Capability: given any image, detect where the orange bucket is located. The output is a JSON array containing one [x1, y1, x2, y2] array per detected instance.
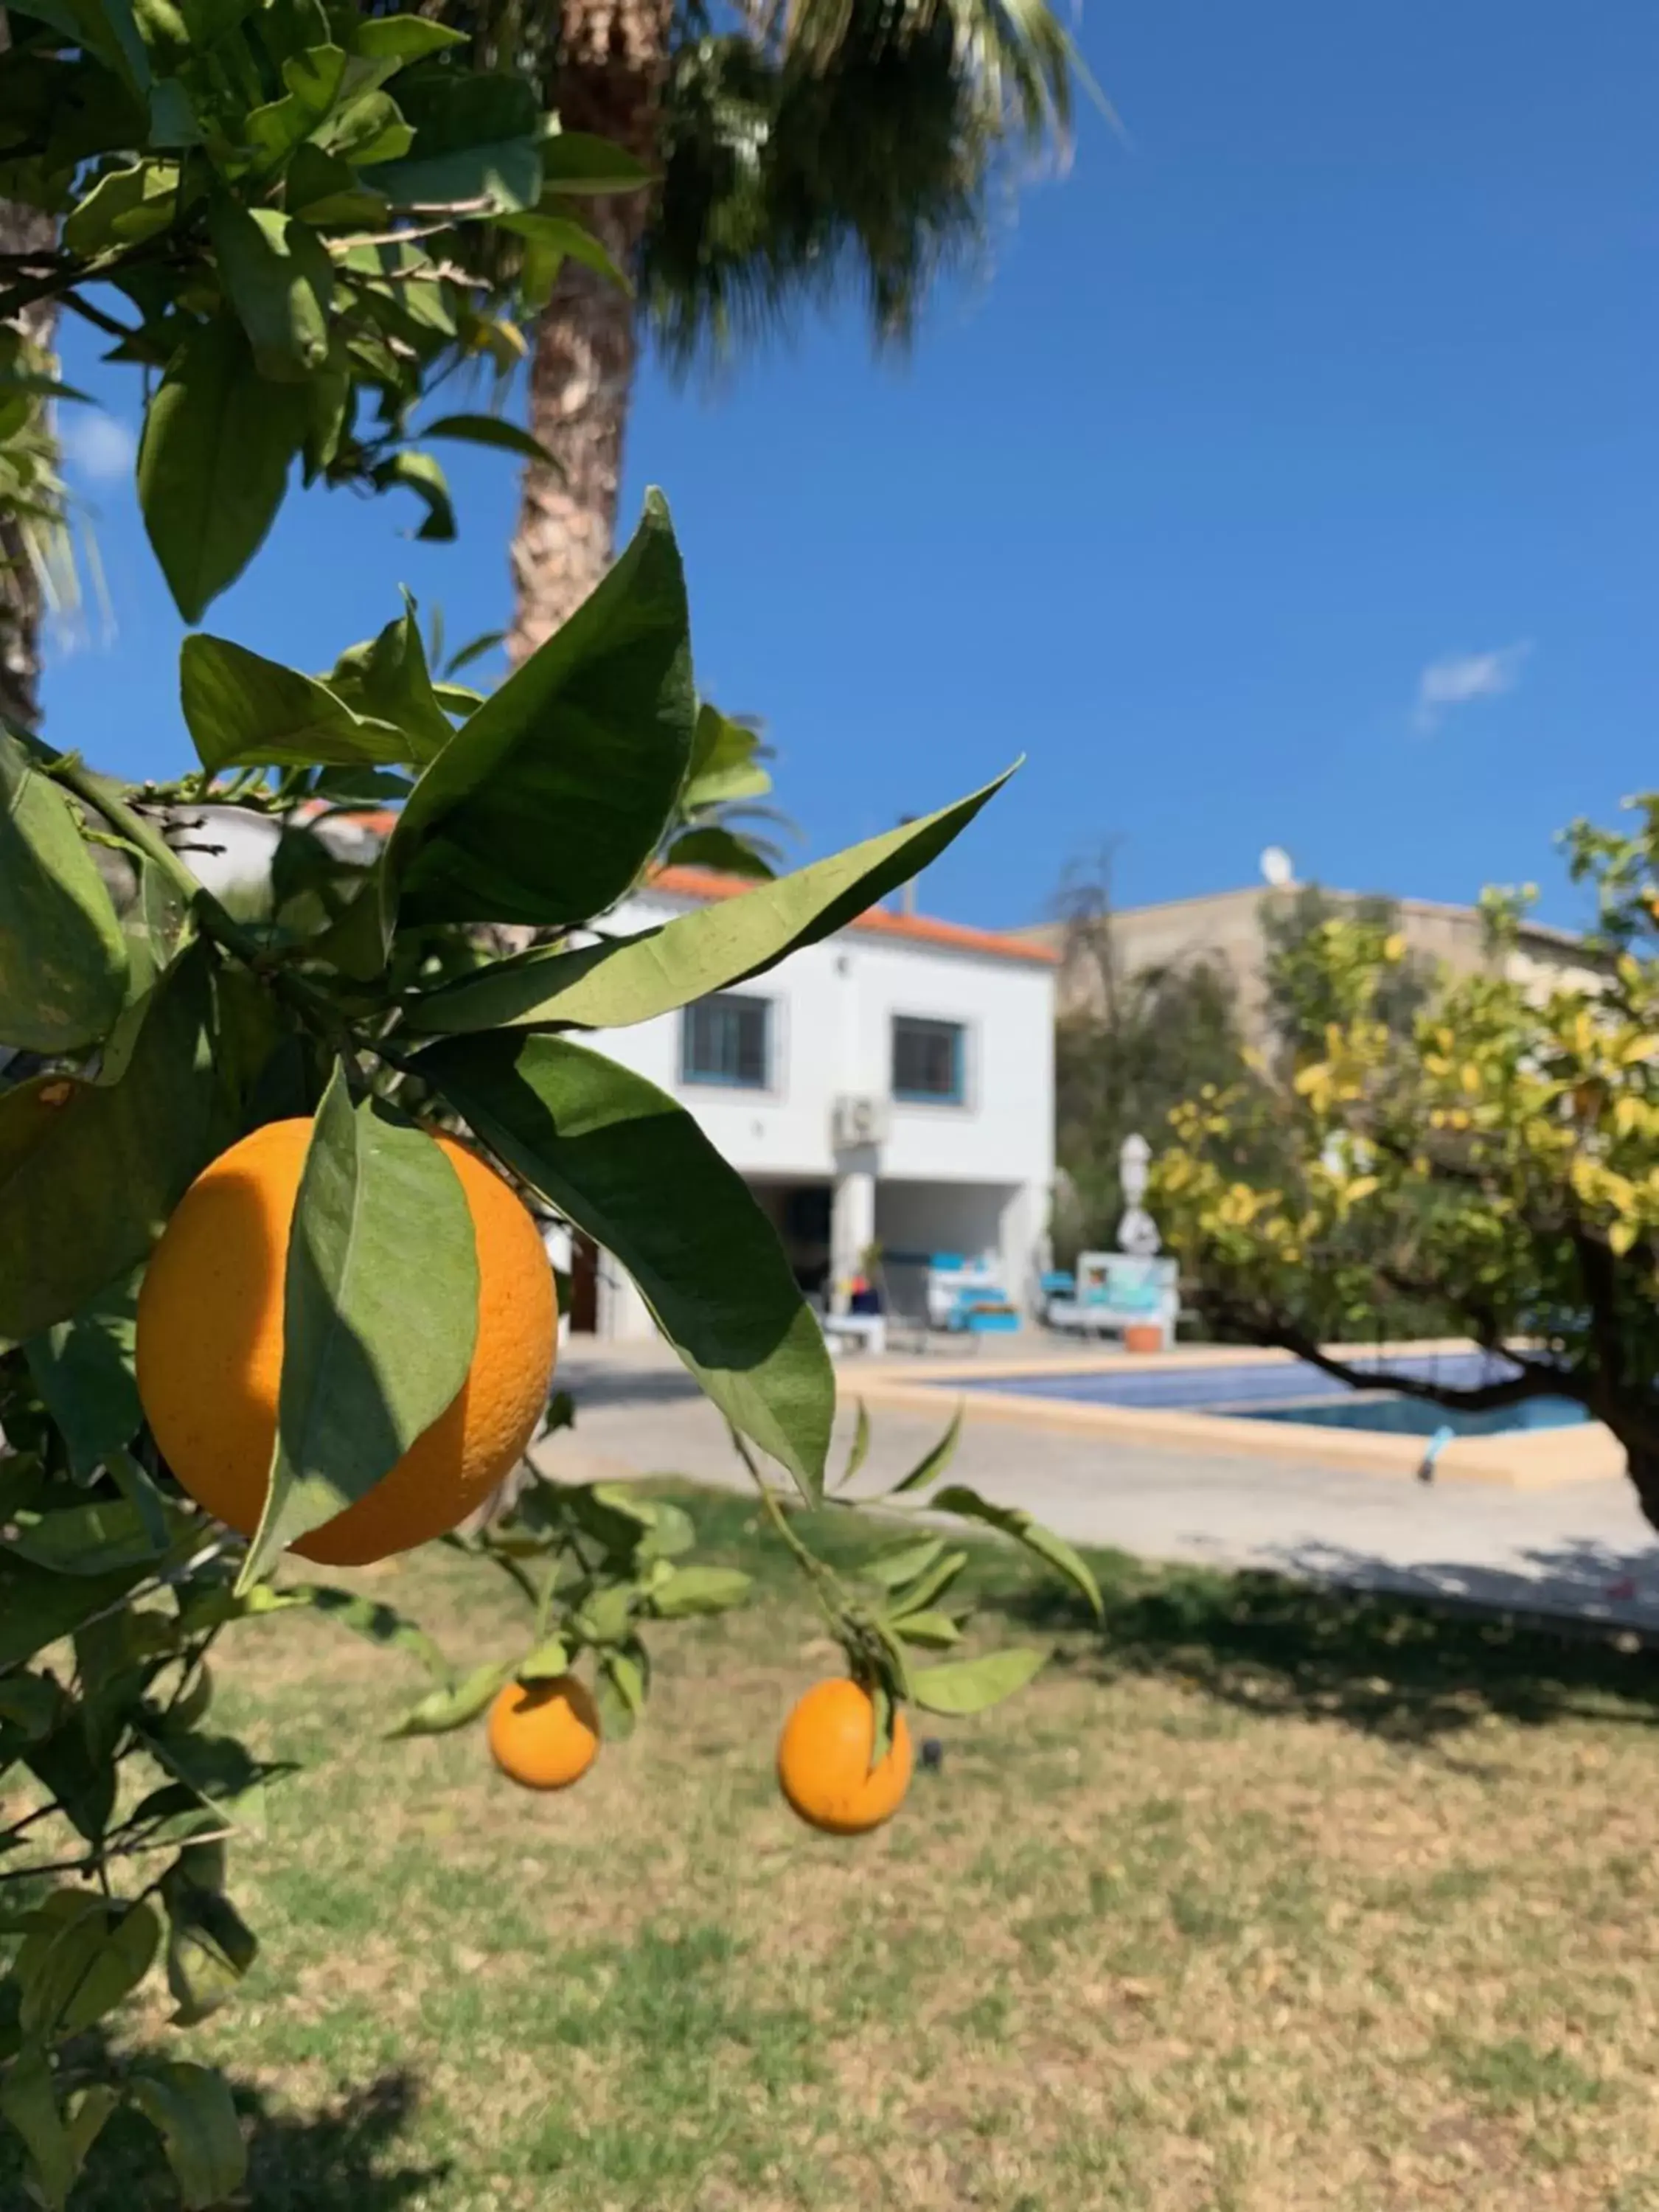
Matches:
[[1123, 1324, 1164, 1354]]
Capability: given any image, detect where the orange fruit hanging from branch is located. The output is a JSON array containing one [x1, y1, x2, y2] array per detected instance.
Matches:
[[488, 1676, 601, 1790], [136, 1117, 556, 1566], [777, 1677, 913, 1834]]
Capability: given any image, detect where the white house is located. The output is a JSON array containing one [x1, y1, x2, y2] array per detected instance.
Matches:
[[582, 866, 1058, 1340]]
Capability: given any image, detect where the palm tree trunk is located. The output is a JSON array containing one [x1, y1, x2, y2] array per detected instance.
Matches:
[[505, 0, 672, 665], [0, 14, 56, 728]]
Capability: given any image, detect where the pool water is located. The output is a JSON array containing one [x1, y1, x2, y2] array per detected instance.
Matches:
[[953, 1350, 1587, 1437], [1234, 1394, 1587, 1438]]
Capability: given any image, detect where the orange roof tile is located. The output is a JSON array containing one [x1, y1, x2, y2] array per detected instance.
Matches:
[[647, 866, 1059, 966]]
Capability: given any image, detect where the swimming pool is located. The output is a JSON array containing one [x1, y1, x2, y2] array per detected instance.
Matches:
[[950, 1349, 1585, 1438]]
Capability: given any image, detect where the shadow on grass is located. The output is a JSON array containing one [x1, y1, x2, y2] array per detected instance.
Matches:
[[1001, 1545, 1659, 1745], [0, 2061, 448, 2211], [643, 1478, 1659, 1746]]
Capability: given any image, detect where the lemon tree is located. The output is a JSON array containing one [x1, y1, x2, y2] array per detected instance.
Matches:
[[1153, 809, 1659, 1523]]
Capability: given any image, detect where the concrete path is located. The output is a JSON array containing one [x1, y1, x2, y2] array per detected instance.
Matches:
[[536, 1340, 1659, 1634]]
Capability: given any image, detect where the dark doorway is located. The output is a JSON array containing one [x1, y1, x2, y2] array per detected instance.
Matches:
[[569, 1234, 599, 1333]]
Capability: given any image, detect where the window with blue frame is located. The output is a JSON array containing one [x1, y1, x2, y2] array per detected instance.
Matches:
[[891, 1015, 965, 1104], [681, 992, 771, 1088]]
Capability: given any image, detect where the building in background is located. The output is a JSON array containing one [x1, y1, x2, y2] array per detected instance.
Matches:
[[1017, 885, 1600, 1044], [585, 868, 1057, 1339]]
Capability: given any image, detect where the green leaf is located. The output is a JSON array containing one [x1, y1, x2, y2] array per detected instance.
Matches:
[[18, 1893, 160, 2038], [515, 1636, 568, 1683], [682, 702, 773, 809], [403, 768, 1013, 1033], [128, 2062, 246, 2211], [386, 491, 694, 929], [861, 1536, 947, 1591], [414, 1032, 832, 1498], [324, 600, 453, 762], [22, 1273, 142, 1481], [887, 1404, 964, 1495], [889, 1609, 961, 1649], [240, 1068, 480, 1583], [137, 316, 306, 623], [0, 731, 129, 1055], [285, 142, 387, 224], [596, 1643, 647, 1738], [139, 1729, 274, 1837], [61, 156, 179, 254], [390, 1658, 508, 1736], [0, 2042, 74, 2212], [928, 1486, 1105, 1621], [208, 204, 333, 382], [647, 1564, 751, 1618], [0, 1674, 62, 1740], [0, 1555, 153, 1672], [353, 13, 465, 61], [443, 627, 504, 677], [63, 2085, 118, 2185], [540, 129, 652, 193], [421, 410, 558, 467], [836, 1400, 872, 1492], [497, 208, 629, 292], [661, 825, 774, 879], [909, 1647, 1046, 1717], [160, 1850, 258, 2025], [371, 449, 454, 541], [885, 1547, 970, 1618], [316, 86, 412, 167], [371, 70, 541, 211], [0, 944, 221, 1345], [181, 634, 411, 774], [4, 1495, 184, 1576], [244, 41, 347, 167]]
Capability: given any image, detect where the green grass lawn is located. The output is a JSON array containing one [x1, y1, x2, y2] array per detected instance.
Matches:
[[16, 1485, 1659, 2211]]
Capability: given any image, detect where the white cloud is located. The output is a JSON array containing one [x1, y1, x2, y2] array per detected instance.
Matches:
[[1413, 641, 1531, 733], [60, 410, 136, 485]]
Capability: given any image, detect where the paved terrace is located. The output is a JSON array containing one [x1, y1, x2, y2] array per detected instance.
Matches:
[[532, 1337, 1659, 1636]]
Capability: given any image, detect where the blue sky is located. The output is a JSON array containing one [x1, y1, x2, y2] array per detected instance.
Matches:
[[44, 0, 1656, 934]]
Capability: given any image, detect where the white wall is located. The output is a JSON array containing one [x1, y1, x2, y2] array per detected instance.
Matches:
[[594, 889, 1055, 1192], [586, 888, 1056, 1329]]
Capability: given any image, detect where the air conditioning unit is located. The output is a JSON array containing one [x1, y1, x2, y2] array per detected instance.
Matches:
[[832, 1094, 891, 1150]]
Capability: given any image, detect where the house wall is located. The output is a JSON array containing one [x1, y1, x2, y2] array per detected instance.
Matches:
[[585, 888, 1057, 1336]]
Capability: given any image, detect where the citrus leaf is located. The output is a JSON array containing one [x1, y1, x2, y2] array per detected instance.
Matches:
[[386, 490, 693, 930], [647, 1565, 751, 1618], [835, 1400, 872, 1492], [540, 129, 652, 192], [909, 1648, 1046, 1717], [276, 1582, 453, 1680], [929, 1486, 1104, 1621], [0, 2042, 74, 2212], [421, 411, 557, 467], [0, 730, 128, 1054], [0, 944, 222, 1345], [887, 1404, 964, 1495], [888, 1609, 961, 1649], [414, 1032, 832, 1498], [886, 1547, 970, 1617], [515, 1637, 568, 1683], [323, 601, 453, 762], [403, 768, 1015, 1033], [18, 1893, 160, 2039], [0, 1555, 153, 1671], [208, 204, 333, 383], [128, 2062, 246, 2211], [862, 1537, 947, 1591], [390, 1659, 508, 1736], [136, 316, 306, 624], [370, 69, 541, 210], [22, 1271, 142, 1481], [353, 13, 466, 62], [240, 1068, 479, 1584], [181, 636, 411, 776]]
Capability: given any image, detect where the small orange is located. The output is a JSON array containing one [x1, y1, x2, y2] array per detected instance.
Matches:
[[776, 1677, 913, 1835], [136, 1117, 555, 1566], [488, 1675, 601, 1790]]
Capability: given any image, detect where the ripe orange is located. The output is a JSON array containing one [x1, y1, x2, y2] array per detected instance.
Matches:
[[135, 1117, 556, 1566], [488, 1675, 601, 1789], [776, 1677, 913, 1835]]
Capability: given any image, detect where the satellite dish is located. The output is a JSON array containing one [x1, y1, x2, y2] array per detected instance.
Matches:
[[1259, 846, 1293, 889]]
